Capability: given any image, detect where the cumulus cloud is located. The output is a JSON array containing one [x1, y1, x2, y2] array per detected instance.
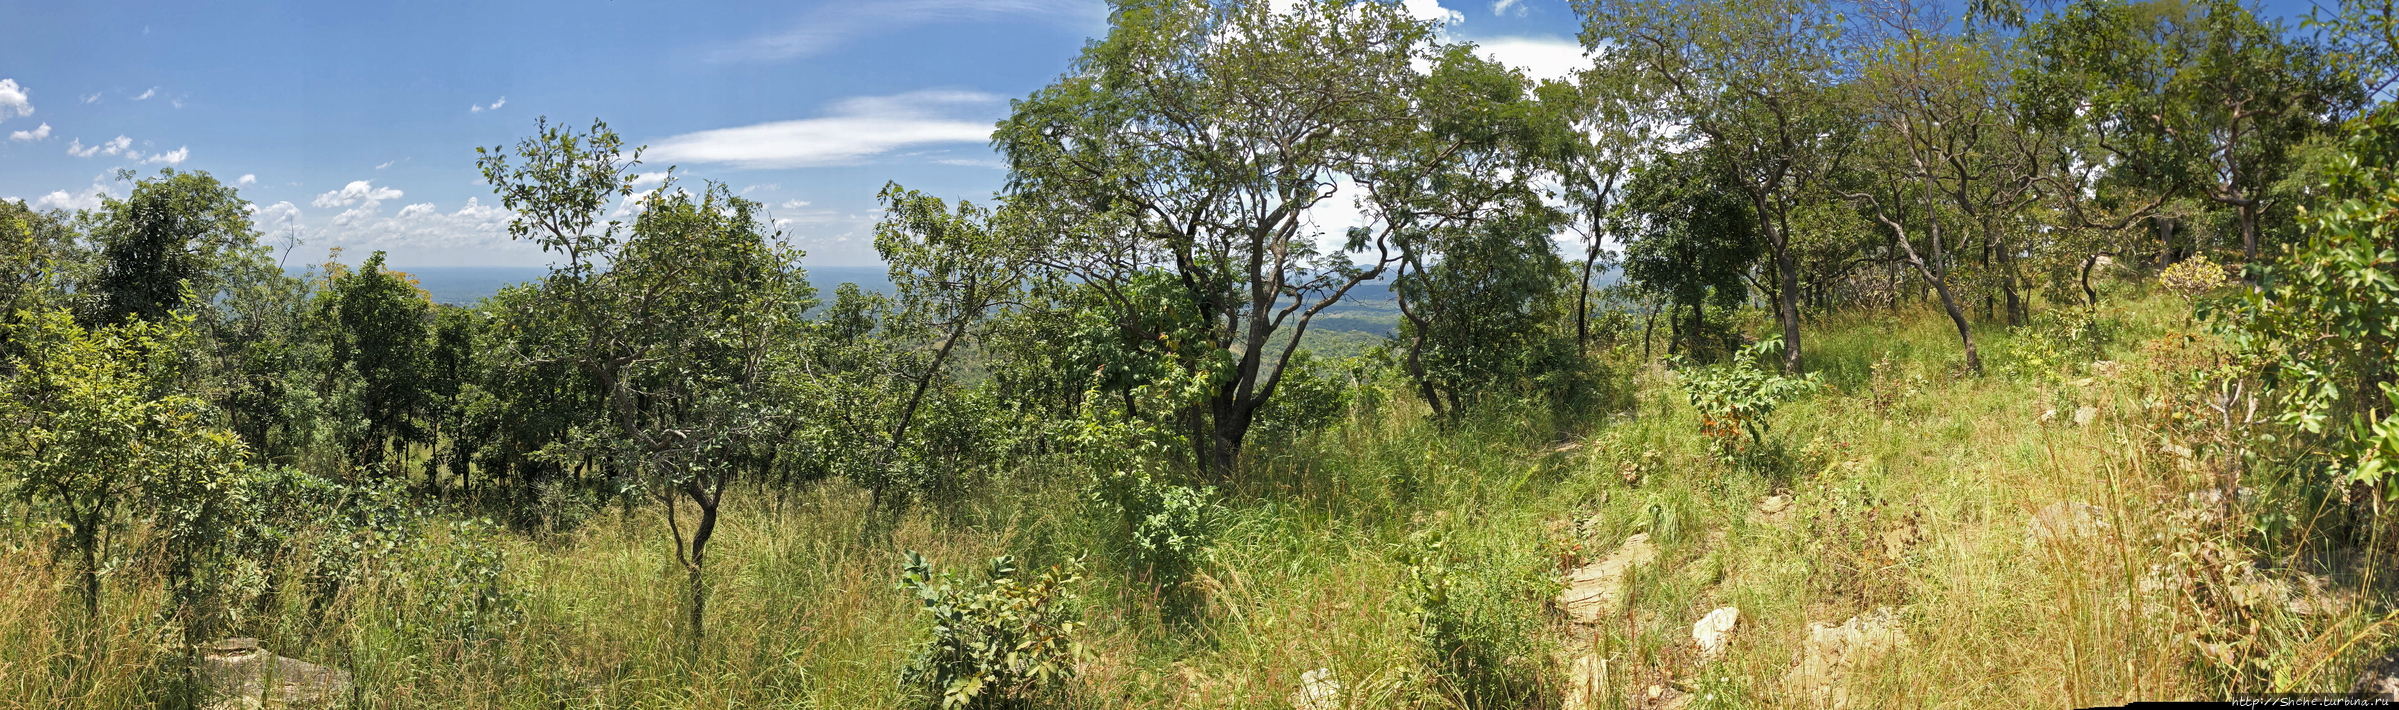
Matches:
[[1400, 0, 1463, 24], [396, 203, 438, 218], [0, 79, 31, 122], [238, 174, 257, 187], [67, 135, 133, 158], [312, 197, 524, 263], [8, 122, 48, 141], [714, 0, 1104, 62], [249, 200, 304, 244], [470, 96, 505, 113], [144, 146, 189, 165], [313, 180, 404, 208], [133, 87, 157, 101], [1476, 36, 1591, 82], [32, 176, 116, 212], [647, 90, 1000, 169]]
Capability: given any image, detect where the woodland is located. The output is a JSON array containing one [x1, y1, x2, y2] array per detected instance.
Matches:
[[6, 0, 2399, 706]]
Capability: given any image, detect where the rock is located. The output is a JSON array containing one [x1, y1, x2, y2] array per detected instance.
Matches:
[[2356, 649, 2399, 701], [2027, 501, 2110, 546], [1757, 495, 1792, 515], [2073, 406, 2099, 427], [1560, 653, 1609, 710], [1692, 606, 1740, 660], [1558, 533, 1659, 624], [1291, 667, 1342, 710], [200, 638, 351, 709], [1783, 608, 1910, 710]]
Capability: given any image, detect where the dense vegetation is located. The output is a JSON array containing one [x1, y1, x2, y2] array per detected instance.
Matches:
[[6, 0, 2399, 706]]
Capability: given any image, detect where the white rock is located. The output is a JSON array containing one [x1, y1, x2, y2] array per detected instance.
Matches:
[[1692, 606, 1741, 659], [1557, 533, 1659, 623], [1291, 667, 1342, 710]]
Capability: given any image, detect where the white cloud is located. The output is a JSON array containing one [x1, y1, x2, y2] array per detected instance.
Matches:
[[238, 174, 257, 187], [741, 183, 780, 194], [8, 122, 49, 141], [1493, 0, 1525, 16], [144, 146, 189, 165], [313, 180, 404, 208], [312, 197, 524, 264], [79, 92, 100, 104], [67, 135, 133, 158], [32, 176, 116, 212], [0, 79, 31, 122], [647, 90, 1000, 169], [470, 96, 505, 113], [133, 87, 157, 101], [1476, 36, 1590, 83], [375, 160, 394, 169], [714, 0, 1104, 62], [250, 200, 303, 243], [780, 199, 810, 209], [1401, 0, 1463, 25]]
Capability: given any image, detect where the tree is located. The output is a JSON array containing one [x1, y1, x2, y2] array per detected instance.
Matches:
[[1578, 0, 1857, 373], [996, 0, 1429, 475], [1619, 150, 1763, 360], [0, 200, 87, 327], [83, 169, 264, 327], [0, 308, 246, 624], [478, 118, 813, 645], [324, 251, 434, 472], [1529, 66, 1644, 354]]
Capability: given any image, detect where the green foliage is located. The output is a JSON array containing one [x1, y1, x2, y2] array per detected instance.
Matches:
[[1619, 149, 1763, 360], [2212, 108, 2399, 499], [0, 307, 248, 629], [1674, 340, 1820, 454], [1398, 528, 1547, 708], [323, 252, 435, 471], [899, 552, 1089, 710], [2000, 309, 2119, 383], [82, 168, 265, 327], [1250, 350, 1356, 443]]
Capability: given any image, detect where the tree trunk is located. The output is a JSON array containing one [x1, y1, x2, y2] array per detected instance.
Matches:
[[1773, 244, 1803, 374], [2080, 254, 2100, 309], [2240, 202, 2259, 261]]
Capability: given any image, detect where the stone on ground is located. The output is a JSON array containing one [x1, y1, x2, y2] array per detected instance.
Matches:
[[200, 638, 351, 709], [1782, 607, 1910, 710], [2027, 501, 2110, 546], [1558, 533, 1659, 623], [1290, 667, 1342, 710], [1692, 606, 1740, 660], [1559, 653, 1609, 710]]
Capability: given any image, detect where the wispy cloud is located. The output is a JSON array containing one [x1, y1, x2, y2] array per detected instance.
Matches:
[[712, 0, 1103, 63], [8, 123, 49, 142], [0, 79, 32, 122], [133, 87, 157, 100], [33, 175, 117, 212], [1492, 0, 1526, 17], [647, 90, 1000, 169], [470, 96, 505, 113], [376, 160, 394, 169], [79, 92, 99, 104]]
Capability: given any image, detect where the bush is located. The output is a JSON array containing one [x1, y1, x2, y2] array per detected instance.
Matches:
[[899, 552, 1089, 710], [1084, 464, 1218, 599], [1673, 340, 1819, 456], [1398, 528, 1548, 708]]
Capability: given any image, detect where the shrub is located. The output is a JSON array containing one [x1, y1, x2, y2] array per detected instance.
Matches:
[[1084, 464, 1218, 598], [898, 552, 1089, 710], [1398, 528, 1548, 708], [1673, 340, 1819, 455]]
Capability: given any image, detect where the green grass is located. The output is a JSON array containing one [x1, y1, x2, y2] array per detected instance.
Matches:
[[3, 287, 2388, 708]]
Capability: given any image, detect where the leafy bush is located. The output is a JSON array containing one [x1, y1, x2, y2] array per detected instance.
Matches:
[[1673, 340, 1819, 454], [899, 552, 1089, 710], [2001, 309, 2117, 383], [1398, 528, 1548, 709], [2211, 109, 2399, 504], [1085, 465, 1218, 598], [1251, 350, 1355, 443]]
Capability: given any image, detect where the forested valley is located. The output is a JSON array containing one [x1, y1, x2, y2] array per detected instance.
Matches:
[[6, 0, 2399, 706]]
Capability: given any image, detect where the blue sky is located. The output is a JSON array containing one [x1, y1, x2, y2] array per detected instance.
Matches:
[[0, 0, 2328, 268], [0, 0, 1593, 267]]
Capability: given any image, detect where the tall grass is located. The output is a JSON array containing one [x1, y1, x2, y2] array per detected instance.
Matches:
[[1, 291, 2385, 708]]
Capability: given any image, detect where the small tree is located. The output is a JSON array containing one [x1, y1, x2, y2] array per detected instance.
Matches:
[[0, 308, 246, 627], [324, 251, 434, 472]]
